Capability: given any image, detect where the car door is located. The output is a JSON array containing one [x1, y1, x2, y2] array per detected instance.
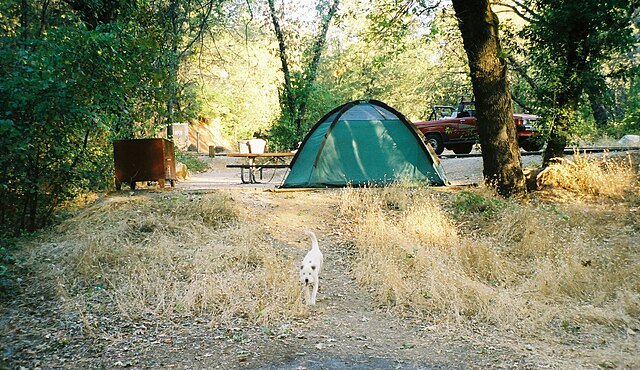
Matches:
[[451, 112, 477, 142]]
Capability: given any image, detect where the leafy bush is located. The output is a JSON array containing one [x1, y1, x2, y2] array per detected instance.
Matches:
[[175, 150, 209, 173], [453, 190, 507, 216], [0, 20, 169, 233]]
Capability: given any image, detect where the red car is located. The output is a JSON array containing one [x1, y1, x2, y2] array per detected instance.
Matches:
[[413, 100, 545, 155]]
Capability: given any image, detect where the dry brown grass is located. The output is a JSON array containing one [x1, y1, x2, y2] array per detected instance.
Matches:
[[340, 187, 513, 322], [30, 192, 305, 325], [536, 151, 637, 198], [339, 154, 640, 333], [17, 153, 640, 343]]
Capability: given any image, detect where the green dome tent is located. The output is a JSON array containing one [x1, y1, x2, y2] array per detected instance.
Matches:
[[280, 100, 448, 188]]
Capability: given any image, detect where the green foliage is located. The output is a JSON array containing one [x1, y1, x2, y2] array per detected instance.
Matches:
[[617, 74, 640, 135], [0, 2, 173, 233], [268, 115, 301, 151], [266, 0, 340, 148], [453, 191, 507, 217], [175, 150, 208, 173], [523, 0, 635, 99], [514, 0, 638, 141], [265, 2, 475, 147], [311, 5, 471, 122], [185, 34, 280, 143]]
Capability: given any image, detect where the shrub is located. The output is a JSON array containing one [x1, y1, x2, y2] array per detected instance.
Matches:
[[453, 190, 508, 216], [175, 150, 209, 173]]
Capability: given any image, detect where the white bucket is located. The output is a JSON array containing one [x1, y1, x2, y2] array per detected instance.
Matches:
[[238, 139, 266, 153]]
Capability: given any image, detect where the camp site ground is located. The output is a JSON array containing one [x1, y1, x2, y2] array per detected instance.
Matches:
[[175, 148, 544, 191]]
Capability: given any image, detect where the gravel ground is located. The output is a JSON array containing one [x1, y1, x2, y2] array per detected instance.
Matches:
[[175, 149, 544, 191]]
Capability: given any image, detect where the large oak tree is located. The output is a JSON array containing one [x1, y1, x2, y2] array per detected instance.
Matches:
[[451, 0, 526, 196], [516, 0, 639, 165]]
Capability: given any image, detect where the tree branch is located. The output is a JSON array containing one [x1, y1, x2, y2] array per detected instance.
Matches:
[[179, 0, 217, 59], [297, 0, 340, 130], [507, 54, 539, 92], [492, 0, 537, 23], [267, 0, 295, 114], [511, 93, 534, 113]]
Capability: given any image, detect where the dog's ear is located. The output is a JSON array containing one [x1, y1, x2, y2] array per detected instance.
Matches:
[[311, 265, 316, 270]]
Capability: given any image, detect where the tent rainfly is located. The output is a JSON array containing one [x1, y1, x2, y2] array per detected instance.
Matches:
[[280, 100, 448, 188]]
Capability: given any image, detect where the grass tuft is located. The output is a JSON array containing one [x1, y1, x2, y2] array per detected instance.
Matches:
[[30, 192, 305, 325], [339, 176, 640, 332], [537, 151, 636, 198]]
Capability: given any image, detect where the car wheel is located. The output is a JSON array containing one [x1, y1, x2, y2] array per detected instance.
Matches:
[[425, 134, 444, 155], [451, 144, 473, 154]]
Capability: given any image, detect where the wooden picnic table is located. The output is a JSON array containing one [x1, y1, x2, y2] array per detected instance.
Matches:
[[226, 152, 295, 184]]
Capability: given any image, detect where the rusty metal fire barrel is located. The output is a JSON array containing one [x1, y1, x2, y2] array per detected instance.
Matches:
[[113, 138, 177, 190]]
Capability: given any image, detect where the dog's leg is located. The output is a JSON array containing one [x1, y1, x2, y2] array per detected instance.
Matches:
[[304, 285, 311, 305], [310, 280, 319, 305]]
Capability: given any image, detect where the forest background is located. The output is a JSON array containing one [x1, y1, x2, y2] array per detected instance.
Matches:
[[0, 0, 639, 237]]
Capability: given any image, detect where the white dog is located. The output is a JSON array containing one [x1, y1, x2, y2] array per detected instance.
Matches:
[[300, 230, 323, 305]]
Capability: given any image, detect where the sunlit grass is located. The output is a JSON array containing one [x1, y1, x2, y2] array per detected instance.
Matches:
[[32, 193, 305, 325], [18, 152, 640, 339], [339, 155, 639, 332], [536, 151, 637, 198]]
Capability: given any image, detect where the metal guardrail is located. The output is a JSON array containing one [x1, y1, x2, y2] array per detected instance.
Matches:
[[440, 146, 640, 159]]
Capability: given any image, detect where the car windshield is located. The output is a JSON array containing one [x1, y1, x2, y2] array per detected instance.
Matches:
[[430, 106, 455, 120], [456, 101, 476, 118]]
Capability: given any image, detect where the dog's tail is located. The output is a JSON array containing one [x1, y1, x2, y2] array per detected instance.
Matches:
[[304, 230, 320, 251]]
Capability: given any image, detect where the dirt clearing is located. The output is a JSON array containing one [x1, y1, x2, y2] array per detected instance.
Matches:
[[2, 153, 639, 369]]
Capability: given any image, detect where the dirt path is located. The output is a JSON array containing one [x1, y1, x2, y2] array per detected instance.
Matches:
[[228, 190, 545, 369], [234, 190, 445, 368], [4, 152, 594, 369]]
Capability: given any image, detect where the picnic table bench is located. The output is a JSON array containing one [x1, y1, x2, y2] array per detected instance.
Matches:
[[226, 152, 294, 184]]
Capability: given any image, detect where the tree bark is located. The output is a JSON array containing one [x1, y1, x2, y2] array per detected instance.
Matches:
[[267, 0, 296, 117], [294, 0, 339, 137], [452, 0, 525, 196], [268, 0, 340, 145]]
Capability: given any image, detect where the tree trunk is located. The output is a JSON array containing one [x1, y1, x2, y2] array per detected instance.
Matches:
[[165, 0, 181, 140], [268, 0, 340, 145], [542, 108, 570, 164], [452, 0, 525, 196], [590, 96, 609, 129], [267, 0, 295, 117], [166, 58, 178, 139], [294, 0, 339, 137]]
